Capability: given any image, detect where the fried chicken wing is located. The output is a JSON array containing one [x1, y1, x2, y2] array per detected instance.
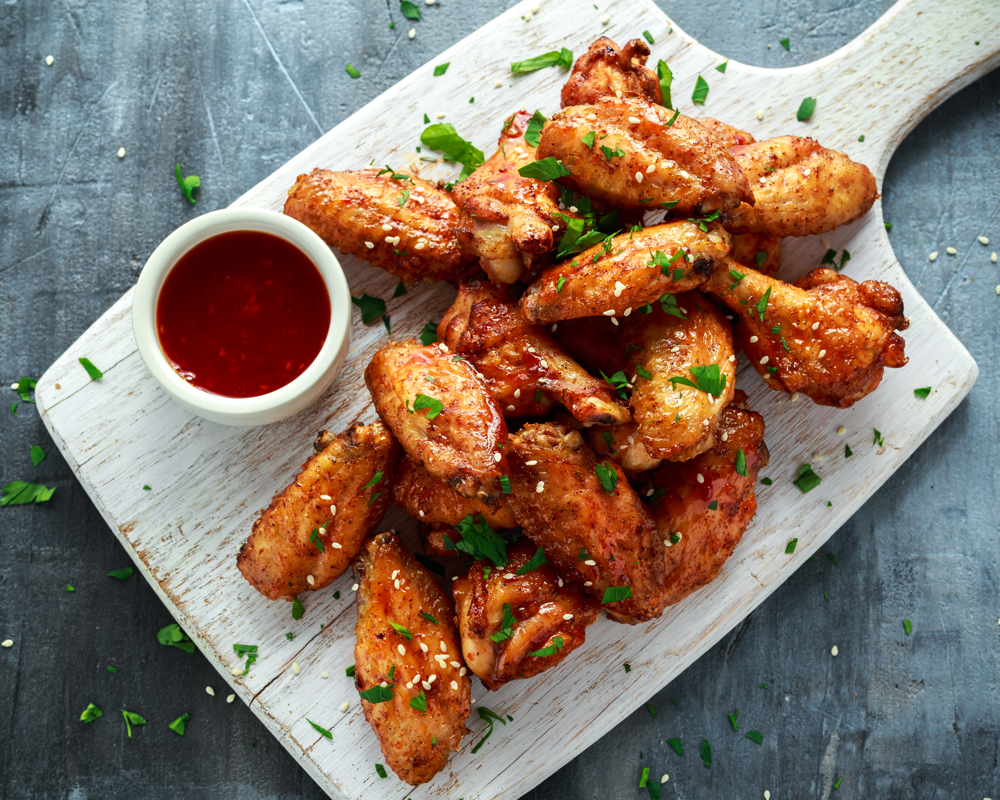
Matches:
[[284, 168, 474, 283], [237, 422, 399, 601], [696, 118, 756, 147], [637, 392, 768, 605], [392, 457, 517, 529], [354, 532, 471, 785], [520, 221, 730, 324], [365, 339, 508, 502], [561, 37, 661, 107], [506, 422, 669, 624], [624, 293, 736, 461], [439, 280, 630, 425], [728, 231, 781, 276], [702, 260, 908, 407], [537, 97, 754, 214], [724, 136, 878, 237], [586, 422, 663, 476], [452, 112, 571, 284], [452, 539, 601, 690]]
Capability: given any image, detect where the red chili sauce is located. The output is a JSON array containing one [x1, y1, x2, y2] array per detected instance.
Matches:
[[156, 230, 331, 398]]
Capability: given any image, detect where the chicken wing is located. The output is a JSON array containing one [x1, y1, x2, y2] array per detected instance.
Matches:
[[724, 136, 878, 237], [452, 539, 601, 690], [506, 422, 669, 624], [624, 293, 736, 461], [439, 280, 630, 425], [702, 260, 908, 407], [354, 532, 471, 785], [636, 391, 768, 605], [550, 315, 628, 375], [560, 37, 661, 107], [586, 422, 663, 476], [284, 168, 474, 283], [365, 339, 508, 502], [536, 97, 754, 214], [237, 422, 399, 601], [452, 111, 572, 284], [391, 456, 517, 529], [728, 231, 781, 276], [520, 220, 731, 324], [696, 118, 756, 147]]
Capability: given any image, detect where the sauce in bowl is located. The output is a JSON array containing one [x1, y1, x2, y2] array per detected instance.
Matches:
[[156, 230, 331, 398]]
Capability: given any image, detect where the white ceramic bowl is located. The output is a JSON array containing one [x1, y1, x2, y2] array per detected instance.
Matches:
[[132, 208, 351, 427]]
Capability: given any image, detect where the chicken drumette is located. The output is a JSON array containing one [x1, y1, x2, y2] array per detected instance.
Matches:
[[702, 260, 908, 407], [560, 37, 662, 107]]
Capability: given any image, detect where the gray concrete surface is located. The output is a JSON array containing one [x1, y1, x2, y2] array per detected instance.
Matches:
[[1, 0, 998, 797]]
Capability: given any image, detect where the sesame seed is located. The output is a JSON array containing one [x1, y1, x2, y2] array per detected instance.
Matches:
[[837, 425, 846, 435], [603, 309, 616, 316], [623, 307, 633, 316], [397, 644, 406, 655], [790, 392, 801, 402], [584, 581, 593, 586], [506, 404, 516, 412], [514, 389, 521, 398], [292, 662, 301, 675], [831, 645, 839, 656], [45, 55, 54, 66], [352, 583, 359, 591], [231, 666, 242, 676], [332, 542, 342, 549], [728, 354, 736, 362], [614, 280, 626, 297], [759, 356, 769, 365], [503, 573, 515, 580], [586, 113, 597, 121], [818, 349, 826, 358], [557, 578, 563, 587], [635, 171, 644, 183], [321, 671, 329, 679], [428, 674, 437, 683], [764, 792, 770, 800], [307, 574, 316, 586], [206, 686, 216, 695], [418, 510, 424, 517], [992, 252, 998, 263], [539, 359, 548, 368], [646, 488, 654, 496], [438, 641, 447, 653], [664, 539, 671, 548], [494, 451, 502, 462], [749, 335, 758, 343], [394, 579, 400, 589], [439, 342, 449, 352], [721, 431, 729, 442], [422, 680, 432, 690], [756, 109, 764, 120], [563, 613, 574, 620], [584, 559, 597, 566], [227, 694, 236, 703], [420, 642, 429, 652], [601, 13, 610, 23], [415, 242, 425, 251], [646, 164, 655, 174], [946, 246, 957, 255], [340, 701, 350, 712], [408, 28, 416, 38], [365, 241, 374, 249], [812, 451, 824, 461], [412, 674, 420, 683], [451, 679, 459, 690], [494, 79, 503, 88], [9, 384, 17, 390], [979, 236, 990, 245], [527, 346, 537, 353], [628, 116, 641, 124], [450, 660, 461, 668], [708, 393, 715, 403], [384, 236, 394, 244], [995, 285, 1000, 296], [611, 317, 619, 326], [425, 0, 435, 4], [811, 321, 820, 330], [117, 147, 125, 159], [382, 223, 392, 232], [696, 474, 705, 484], [662, 774, 669, 783], [928, 251, 938, 261], [526, 460, 538, 466], [536, 481, 545, 493], [460, 667, 467, 676], [436, 111, 446, 119]]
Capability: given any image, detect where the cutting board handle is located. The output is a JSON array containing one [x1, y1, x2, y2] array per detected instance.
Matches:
[[796, 0, 1000, 178]]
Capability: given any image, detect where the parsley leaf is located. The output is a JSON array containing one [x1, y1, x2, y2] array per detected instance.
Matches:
[[0, 481, 56, 506], [157, 623, 195, 654], [667, 737, 683, 755], [471, 706, 507, 753], [309, 528, 325, 553], [528, 636, 564, 657], [358, 685, 394, 703], [524, 110, 547, 147], [780, 37, 790, 51], [601, 586, 633, 603], [642, 30, 655, 44], [410, 393, 444, 420], [729, 709, 739, 730], [375, 763, 388, 779], [756, 286, 772, 320], [490, 603, 516, 642], [914, 386, 931, 399], [168, 713, 190, 736], [793, 464, 821, 493], [729, 269, 746, 289], [796, 96, 817, 121], [595, 461, 618, 495], [692, 75, 709, 105], [745, 730, 763, 744], [174, 164, 200, 204], [351, 294, 387, 326], [107, 567, 133, 580], [873, 428, 885, 446], [445, 514, 508, 566], [735, 449, 747, 476], [14, 377, 36, 403], [510, 48, 573, 73], [292, 595, 305, 620], [389, 622, 413, 641], [656, 60, 673, 109], [420, 123, 485, 180], [669, 364, 727, 396], [79, 357, 103, 380], [600, 144, 626, 162], [410, 690, 428, 715], [420, 320, 438, 346], [399, 0, 420, 20], [345, 63, 361, 79], [516, 546, 547, 575], [903, 618, 912, 635], [121, 709, 146, 737], [785, 538, 798, 554], [307, 718, 333, 738], [362, 470, 383, 490], [80, 703, 103, 723], [755, 250, 769, 269], [433, 63, 449, 76], [601, 369, 631, 400], [845, 444, 853, 458], [581, 130, 596, 148], [420, 612, 439, 625], [700, 739, 712, 767], [518, 157, 572, 181]]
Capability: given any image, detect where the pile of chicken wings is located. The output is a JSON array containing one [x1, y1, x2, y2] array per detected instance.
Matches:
[[237, 36, 908, 785]]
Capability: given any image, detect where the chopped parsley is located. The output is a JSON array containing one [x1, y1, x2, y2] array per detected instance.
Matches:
[[121, 709, 146, 738], [420, 123, 485, 180], [642, 30, 655, 44], [761, 477, 773, 486], [755, 250, 769, 269], [624, 663, 631, 673], [516, 546, 547, 575], [292, 595, 305, 620], [700, 739, 712, 767], [358, 685, 394, 703], [785, 538, 798, 554], [419, 612, 438, 625], [903, 618, 912, 635], [408, 393, 444, 420], [306, 718, 333, 739], [600, 144, 626, 162], [79, 357, 103, 381], [309, 528, 325, 553], [581, 130, 596, 148], [157, 623, 195, 654], [80, 703, 103, 723], [168, 713, 190, 736], [601, 586, 633, 603], [779, 37, 790, 51], [490, 603, 516, 642], [735, 449, 748, 477], [399, 0, 421, 20], [845, 444, 853, 458], [796, 96, 817, 121], [636, 365, 652, 380], [691, 75, 709, 105], [756, 285, 772, 320], [433, 62, 449, 76], [667, 737, 683, 755], [728, 269, 746, 289], [595, 461, 618, 494], [833, 776, 843, 789], [656, 60, 674, 109], [107, 567, 133, 580], [793, 463, 821, 493], [668, 363, 727, 396], [471, 706, 507, 753], [345, 664, 355, 677], [728, 709, 739, 730], [499, 475, 512, 494], [708, 499, 719, 510], [420, 320, 438, 345], [345, 63, 361, 79], [601, 369, 631, 400], [389, 622, 413, 640], [745, 730, 763, 744], [174, 164, 200, 204], [29, 445, 45, 467], [375, 763, 388, 779], [410, 690, 428, 715], [645, 703, 656, 719], [873, 428, 885, 446], [233, 643, 258, 674], [639, 766, 650, 787], [518, 157, 572, 181], [716, 60, 728, 73], [510, 48, 573, 73], [13, 377, 36, 404], [444, 514, 508, 566], [351, 294, 387, 329], [528, 636, 565, 657], [914, 386, 931, 398], [524, 110, 547, 147]]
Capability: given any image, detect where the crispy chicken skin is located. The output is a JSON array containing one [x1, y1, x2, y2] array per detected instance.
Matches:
[[284, 168, 474, 283], [637, 392, 768, 605], [696, 118, 756, 147], [586, 422, 663, 476], [392, 457, 517, 529], [452, 111, 571, 284], [561, 37, 662, 107], [365, 339, 509, 503], [439, 280, 630, 425], [725, 137, 878, 237], [506, 422, 670, 624], [237, 423, 399, 601], [520, 221, 731, 324], [728, 231, 781, 276], [702, 260, 908, 407], [452, 539, 601, 690], [624, 294, 736, 461], [354, 532, 471, 786], [537, 97, 754, 214]]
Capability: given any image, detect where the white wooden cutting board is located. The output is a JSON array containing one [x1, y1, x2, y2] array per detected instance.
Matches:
[[35, 0, 999, 797]]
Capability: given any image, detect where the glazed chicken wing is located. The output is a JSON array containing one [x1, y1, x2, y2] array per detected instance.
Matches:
[[724, 136, 878, 237], [537, 97, 754, 214], [392, 457, 517, 530], [624, 293, 736, 461], [586, 422, 663, 476], [452, 539, 601, 690], [636, 392, 768, 605], [728, 231, 781, 276], [354, 532, 471, 786], [520, 220, 731, 325], [452, 111, 572, 284], [284, 168, 474, 283], [506, 422, 669, 624], [702, 260, 908, 407], [439, 280, 630, 425], [561, 37, 661, 107], [237, 422, 399, 601], [365, 339, 508, 502]]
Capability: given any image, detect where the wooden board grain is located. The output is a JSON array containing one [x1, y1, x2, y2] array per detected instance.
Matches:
[[33, 0, 1000, 798]]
